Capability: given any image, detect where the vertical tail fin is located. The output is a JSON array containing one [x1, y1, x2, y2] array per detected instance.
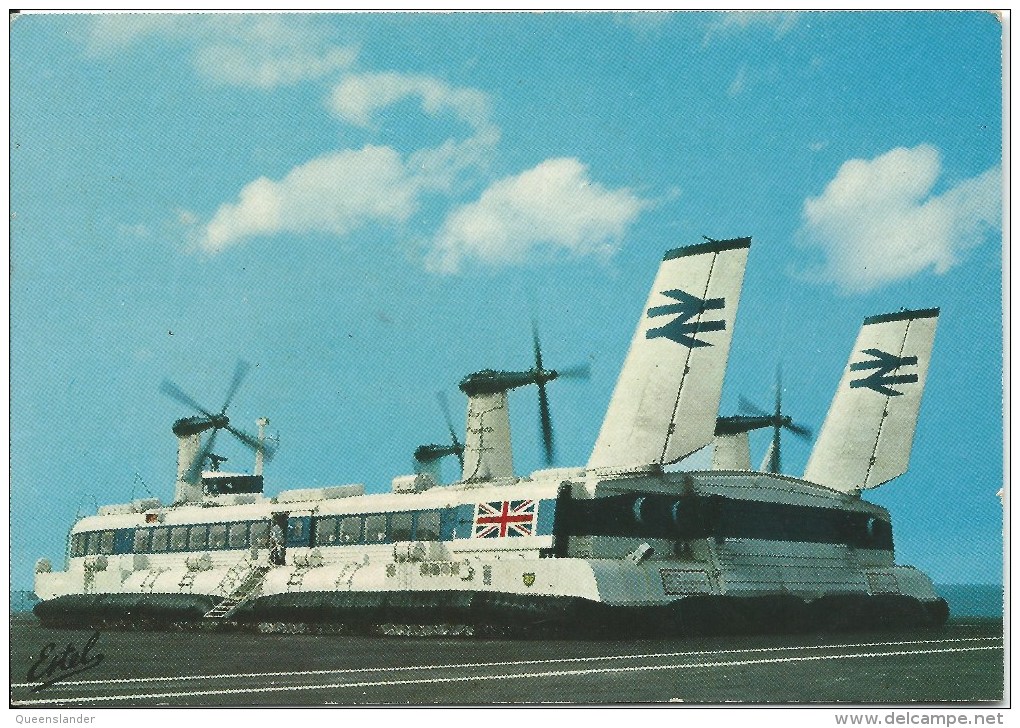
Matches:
[[804, 308, 939, 492], [588, 237, 751, 471]]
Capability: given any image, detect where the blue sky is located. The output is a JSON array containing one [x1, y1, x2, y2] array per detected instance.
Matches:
[[10, 11, 1003, 589]]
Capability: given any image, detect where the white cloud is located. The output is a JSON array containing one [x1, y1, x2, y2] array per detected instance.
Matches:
[[704, 11, 798, 45], [329, 71, 500, 190], [195, 43, 355, 89], [615, 12, 672, 36], [428, 158, 649, 273], [198, 71, 503, 254], [200, 145, 422, 253], [86, 14, 356, 88], [329, 72, 496, 136], [797, 144, 1001, 292], [113, 32, 642, 271]]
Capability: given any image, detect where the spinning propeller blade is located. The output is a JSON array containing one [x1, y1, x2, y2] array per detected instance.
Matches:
[[413, 392, 466, 470], [437, 391, 465, 468], [221, 360, 251, 414], [187, 427, 219, 483], [162, 361, 274, 479], [533, 323, 555, 465], [734, 365, 813, 474], [161, 380, 216, 419]]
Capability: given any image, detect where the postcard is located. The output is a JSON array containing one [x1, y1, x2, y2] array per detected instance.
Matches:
[[9, 10, 1005, 710]]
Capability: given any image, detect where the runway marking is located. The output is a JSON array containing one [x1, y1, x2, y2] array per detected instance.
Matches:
[[11, 644, 1003, 705], [9, 635, 1000, 689]]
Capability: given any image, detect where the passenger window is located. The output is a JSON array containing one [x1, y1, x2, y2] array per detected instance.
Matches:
[[415, 511, 440, 541], [288, 519, 304, 541], [188, 525, 209, 550], [169, 526, 189, 552], [315, 517, 337, 546], [250, 522, 269, 548], [391, 513, 413, 542], [365, 514, 387, 543], [133, 529, 150, 553], [150, 527, 170, 552], [208, 524, 227, 549], [339, 516, 363, 544], [98, 531, 115, 555], [228, 522, 249, 549]]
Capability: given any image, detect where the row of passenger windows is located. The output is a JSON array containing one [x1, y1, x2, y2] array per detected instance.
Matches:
[[313, 510, 440, 546], [69, 510, 444, 557], [135, 521, 273, 554], [69, 530, 116, 557]]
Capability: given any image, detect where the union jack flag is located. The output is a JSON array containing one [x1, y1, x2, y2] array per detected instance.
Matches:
[[473, 500, 537, 538]]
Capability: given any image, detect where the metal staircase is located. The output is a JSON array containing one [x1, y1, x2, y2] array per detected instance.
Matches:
[[286, 563, 312, 592], [178, 570, 197, 592], [203, 564, 271, 620]]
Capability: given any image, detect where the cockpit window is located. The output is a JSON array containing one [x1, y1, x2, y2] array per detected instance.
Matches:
[[70, 532, 85, 558]]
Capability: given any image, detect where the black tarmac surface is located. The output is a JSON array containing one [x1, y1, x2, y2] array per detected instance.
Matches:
[[10, 615, 1004, 706]]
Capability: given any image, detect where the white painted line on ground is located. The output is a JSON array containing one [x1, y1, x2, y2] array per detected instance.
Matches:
[[11, 645, 1003, 706], [10, 635, 1000, 689]]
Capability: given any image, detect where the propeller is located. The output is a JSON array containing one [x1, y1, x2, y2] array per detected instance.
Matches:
[[413, 392, 466, 470], [161, 360, 276, 482], [736, 365, 812, 474], [457, 324, 589, 466], [531, 322, 591, 466]]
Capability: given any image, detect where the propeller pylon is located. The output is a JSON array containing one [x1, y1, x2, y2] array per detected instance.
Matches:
[[456, 324, 589, 467]]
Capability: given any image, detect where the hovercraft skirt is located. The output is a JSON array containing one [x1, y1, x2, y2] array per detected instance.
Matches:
[[32, 591, 949, 636]]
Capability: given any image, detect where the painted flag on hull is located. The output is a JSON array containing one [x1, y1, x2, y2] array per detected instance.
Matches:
[[473, 500, 537, 538]]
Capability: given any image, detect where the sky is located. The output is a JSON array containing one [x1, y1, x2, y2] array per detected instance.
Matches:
[[10, 11, 1004, 590]]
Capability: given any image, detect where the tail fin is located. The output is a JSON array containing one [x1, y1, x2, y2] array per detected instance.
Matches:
[[804, 308, 939, 492], [588, 237, 751, 471]]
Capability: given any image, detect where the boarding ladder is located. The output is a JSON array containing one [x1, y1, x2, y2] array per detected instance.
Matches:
[[203, 564, 271, 620]]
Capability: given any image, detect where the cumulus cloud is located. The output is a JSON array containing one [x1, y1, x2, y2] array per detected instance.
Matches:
[[86, 14, 356, 88], [198, 72, 503, 254], [797, 144, 1001, 292], [329, 71, 500, 190], [330, 72, 494, 136], [428, 158, 649, 273], [201, 145, 421, 253], [97, 24, 646, 270]]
